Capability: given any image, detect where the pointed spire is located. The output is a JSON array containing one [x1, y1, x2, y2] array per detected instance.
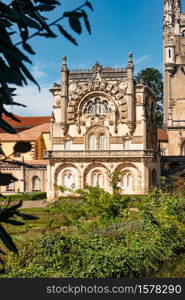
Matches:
[[127, 52, 134, 69], [61, 56, 68, 72]]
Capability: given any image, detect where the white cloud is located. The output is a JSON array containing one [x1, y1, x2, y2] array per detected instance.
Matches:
[[11, 83, 52, 116], [32, 65, 48, 81], [134, 54, 152, 65]]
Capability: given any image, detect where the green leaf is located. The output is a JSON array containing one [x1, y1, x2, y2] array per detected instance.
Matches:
[[5, 160, 36, 169], [85, 1, 94, 11], [35, 0, 60, 5], [81, 9, 91, 34], [16, 212, 39, 220], [14, 141, 32, 154], [0, 174, 18, 186], [0, 118, 17, 134], [69, 14, 82, 34], [57, 24, 78, 45], [37, 4, 56, 12], [0, 225, 18, 253], [18, 61, 40, 90], [0, 249, 6, 255], [10, 101, 27, 107], [0, 58, 23, 85], [23, 42, 36, 55], [1, 219, 25, 226]]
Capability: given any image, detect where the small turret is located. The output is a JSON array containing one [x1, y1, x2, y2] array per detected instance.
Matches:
[[165, 38, 175, 65]]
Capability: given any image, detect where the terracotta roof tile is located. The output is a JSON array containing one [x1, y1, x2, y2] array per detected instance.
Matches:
[[0, 114, 50, 133], [0, 122, 50, 141], [25, 160, 49, 165], [157, 128, 168, 141]]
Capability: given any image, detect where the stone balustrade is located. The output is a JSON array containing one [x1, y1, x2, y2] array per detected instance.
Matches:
[[44, 150, 154, 159]]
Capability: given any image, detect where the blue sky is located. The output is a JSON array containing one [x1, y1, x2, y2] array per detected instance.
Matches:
[[12, 0, 185, 116]]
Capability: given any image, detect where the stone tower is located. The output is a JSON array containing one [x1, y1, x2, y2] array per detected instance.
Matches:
[[163, 0, 185, 155]]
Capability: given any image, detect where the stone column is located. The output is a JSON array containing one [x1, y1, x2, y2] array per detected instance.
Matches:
[[61, 56, 68, 134], [46, 163, 56, 202], [20, 155, 25, 193], [127, 53, 135, 134], [50, 112, 54, 150]]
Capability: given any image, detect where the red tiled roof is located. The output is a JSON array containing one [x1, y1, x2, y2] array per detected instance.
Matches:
[[25, 160, 49, 165], [0, 122, 50, 141], [157, 128, 168, 141], [0, 114, 50, 133]]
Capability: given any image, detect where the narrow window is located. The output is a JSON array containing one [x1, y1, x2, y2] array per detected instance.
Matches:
[[99, 135, 105, 150], [127, 174, 132, 187], [89, 135, 96, 150], [64, 139, 72, 150], [92, 172, 103, 187], [32, 176, 40, 191], [169, 49, 171, 58], [63, 171, 74, 189], [123, 139, 130, 150]]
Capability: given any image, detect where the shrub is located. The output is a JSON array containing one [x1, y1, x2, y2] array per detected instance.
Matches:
[[0, 192, 46, 201]]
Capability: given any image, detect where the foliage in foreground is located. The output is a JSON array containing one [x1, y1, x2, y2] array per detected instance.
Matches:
[[0, 192, 46, 202], [1, 186, 185, 278]]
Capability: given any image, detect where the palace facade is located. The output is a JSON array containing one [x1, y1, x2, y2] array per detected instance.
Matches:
[[1, 0, 185, 200]]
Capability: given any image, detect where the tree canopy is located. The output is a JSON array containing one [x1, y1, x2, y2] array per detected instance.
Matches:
[[136, 68, 163, 128], [0, 0, 93, 133], [0, 0, 93, 269]]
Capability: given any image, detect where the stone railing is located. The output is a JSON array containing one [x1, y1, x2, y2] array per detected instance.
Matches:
[[44, 150, 154, 159]]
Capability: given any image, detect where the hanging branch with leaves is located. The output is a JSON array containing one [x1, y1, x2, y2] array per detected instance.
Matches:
[[0, 0, 93, 133]]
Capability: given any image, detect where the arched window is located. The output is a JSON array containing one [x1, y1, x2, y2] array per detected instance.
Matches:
[[85, 98, 111, 115], [123, 139, 131, 150], [99, 135, 105, 150], [32, 176, 40, 191], [121, 173, 133, 189], [127, 174, 133, 187], [92, 171, 103, 187], [89, 134, 96, 150], [64, 139, 72, 150], [182, 30, 185, 37], [63, 170, 74, 189]]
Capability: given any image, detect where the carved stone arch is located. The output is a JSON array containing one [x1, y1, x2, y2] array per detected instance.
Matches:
[[68, 83, 120, 112], [78, 91, 117, 114], [68, 81, 127, 123], [54, 163, 81, 187], [83, 163, 109, 187], [113, 162, 140, 173], [113, 162, 141, 192]]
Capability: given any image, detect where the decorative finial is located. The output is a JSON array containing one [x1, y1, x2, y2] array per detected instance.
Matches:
[[128, 52, 133, 63], [92, 62, 102, 73], [62, 56, 67, 65], [127, 52, 134, 69], [61, 56, 68, 71]]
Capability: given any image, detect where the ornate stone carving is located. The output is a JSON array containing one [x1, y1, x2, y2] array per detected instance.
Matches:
[[132, 136, 143, 144], [110, 137, 123, 144], [69, 83, 77, 92], [53, 137, 64, 144], [72, 137, 84, 144]]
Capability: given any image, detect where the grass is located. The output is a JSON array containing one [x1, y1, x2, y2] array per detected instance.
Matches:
[[3, 206, 66, 239]]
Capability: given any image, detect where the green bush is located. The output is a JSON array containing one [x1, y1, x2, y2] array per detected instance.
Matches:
[[0, 192, 46, 201], [1, 188, 185, 278]]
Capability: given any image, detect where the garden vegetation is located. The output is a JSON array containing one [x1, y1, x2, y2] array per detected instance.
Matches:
[[1, 181, 185, 278]]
